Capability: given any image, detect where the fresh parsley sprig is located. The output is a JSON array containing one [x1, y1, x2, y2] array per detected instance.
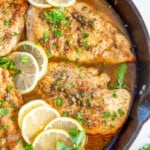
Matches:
[[56, 128, 86, 150], [0, 57, 21, 77]]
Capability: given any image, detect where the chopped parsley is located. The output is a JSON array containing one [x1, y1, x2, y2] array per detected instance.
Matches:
[[44, 7, 68, 24], [24, 143, 34, 150], [0, 57, 21, 78], [84, 42, 90, 50], [76, 112, 83, 124], [81, 92, 86, 98], [62, 111, 69, 117], [110, 124, 115, 128], [13, 32, 18, 36], [76, 48, 82, 55], [56, 128, 85, 150], [23, 44, 29, 50], [111, 112, 117, 121], [43, 32, 50, 42], [69, 82, 75, 88], [112, 91, 118, 98], [56, 141, 71, 150], [118, 108, 124, 116], [21, 55, 29, 64], [0, 124, 8, 131], [55, 98, 64, 107], [82, 33, 89, 39], [53, 29, 62, 37], [68, 128, 85, 147], [7, 85, 13, 93], [0, 100, 4, 106], [78, 74, 83, 79], [4, 18, 11, 26], [87, 99, 92, 107], [16, 139, 21, 145], [54, 82, 64, 87], [0, 37, 4, 42], [23, 14, 27, 20], [103, 111, 111, 119], [0, 108, 9, 116], [140, 144, 150, 150], [47, 47, 52, 59], [12, 69, 22, 78], [0, 57, 15, 69]]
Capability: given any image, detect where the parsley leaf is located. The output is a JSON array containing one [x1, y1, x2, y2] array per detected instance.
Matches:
[[76, 113, 83, 124], [55, 98, 64, 107], [43, 32, 50, 42], [118, 108, 124, 117], [21, 55, 29, 64], [53, 29, 62, 37], [24, 143, 34, 150], [44, 7, 66, 24], [13, 69, 22, 78], [140, 144, 150, 150], [0, 108, 9, 116], [68, 128, 85, 147], [116, 63, 127, 88], [76, 48, 82, 55], [7, 85, 13, 93], [4, 18, 11, 26], [82, 33, 89, 39], [103, 111, 111, 119], [112, 90, 118, 98], [0, 57, 15, 69], [56, 141, 71, 150]]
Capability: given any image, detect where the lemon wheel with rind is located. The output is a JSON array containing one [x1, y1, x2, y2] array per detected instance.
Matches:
[[28, 0, 51, 8], [15, 41, 48, 80], [21, 106, 60, 144], [44, 117, 86, 147], [33, 129, 73, 150], [18, 99, 51, 128], [8, 52, 40, 94], [46, 0, 76, 7]]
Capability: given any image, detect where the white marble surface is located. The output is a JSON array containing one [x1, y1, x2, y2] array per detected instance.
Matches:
[[129, 118, 150, 150], [132, 0, 150, 35]]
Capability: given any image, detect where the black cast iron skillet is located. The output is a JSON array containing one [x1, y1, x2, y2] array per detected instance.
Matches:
[[105, 0, 150, 149]]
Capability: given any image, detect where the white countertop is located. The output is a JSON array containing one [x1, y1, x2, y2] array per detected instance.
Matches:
[[132, 0, 150, 35]]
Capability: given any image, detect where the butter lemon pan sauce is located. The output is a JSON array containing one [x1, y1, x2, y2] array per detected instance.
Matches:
[[0, 0, 136, 149]]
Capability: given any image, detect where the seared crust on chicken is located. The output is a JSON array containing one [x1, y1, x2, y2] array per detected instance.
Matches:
[[0, 69, 24, 150], [26, 2, 134, 64], [37, 62, 130, 135], [0, 0, 28, 56]]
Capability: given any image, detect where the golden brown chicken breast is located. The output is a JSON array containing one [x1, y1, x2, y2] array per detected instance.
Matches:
[[26, 2, 134, 64], [37, 62, 131, 136], [0, 0, 28, 56], [0, 68, 24, 150]]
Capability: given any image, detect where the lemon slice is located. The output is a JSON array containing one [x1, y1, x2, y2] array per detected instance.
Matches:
[[21, 106, 60, 144], [16, 41, 48, 80], [33, 129, 73, 150], [45, 117, 83, 131], [8, 52, 39, 94], [18, 99, 51, 128], [46, 0, 76, 7], [45, 117, 86, 146], [28, 0, 51, 8]]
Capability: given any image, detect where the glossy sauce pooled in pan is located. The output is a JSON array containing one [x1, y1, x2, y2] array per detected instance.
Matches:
[[23, 0, 136, 149]]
